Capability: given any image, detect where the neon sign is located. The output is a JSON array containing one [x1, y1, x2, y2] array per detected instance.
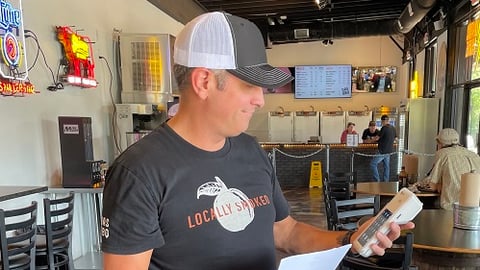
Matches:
[[57, 26, 97, 88], [0, 78, 36, 96], [0, 0, 28, 83]]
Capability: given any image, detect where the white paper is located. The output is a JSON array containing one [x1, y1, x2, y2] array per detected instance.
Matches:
[[278, 244, 351, 270], [346, 134, 359, 147]]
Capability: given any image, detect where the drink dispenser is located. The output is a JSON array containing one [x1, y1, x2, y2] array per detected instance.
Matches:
[[115, 104, 165, 155]]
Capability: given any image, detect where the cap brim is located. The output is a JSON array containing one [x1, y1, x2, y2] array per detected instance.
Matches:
[[227, 64, 294, 89]]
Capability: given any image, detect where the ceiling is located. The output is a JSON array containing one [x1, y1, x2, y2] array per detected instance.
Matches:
[[194, 0, 442, 44], [147, 0, 447, 45]]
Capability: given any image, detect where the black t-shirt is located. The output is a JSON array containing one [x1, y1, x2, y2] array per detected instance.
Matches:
[[377, 124, 396, 153], [361, 128, 379, 140], [101, 123, 290, 270]]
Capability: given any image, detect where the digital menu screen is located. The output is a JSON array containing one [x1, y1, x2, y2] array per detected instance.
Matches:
[[294, 64, 352, 99]]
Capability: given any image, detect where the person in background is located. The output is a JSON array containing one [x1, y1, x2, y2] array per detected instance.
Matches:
[[340, 122, 358, 143], [370, 72, 392, 92], [101, 12, 414, 270], [423, 128, 480, 209], [362, 120, 379, 143], [370, 115, 397, 181]]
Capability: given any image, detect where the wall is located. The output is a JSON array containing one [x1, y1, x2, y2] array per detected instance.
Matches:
[[248, 36, 406, 141], [0, 0, 183, 188], [0, 0, 183, 261]]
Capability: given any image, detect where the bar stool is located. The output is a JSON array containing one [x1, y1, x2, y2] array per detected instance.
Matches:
[[0, 201, 38, 270], [35, 192, 74, 270]]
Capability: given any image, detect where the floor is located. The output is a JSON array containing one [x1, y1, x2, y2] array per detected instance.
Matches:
[[276, 187, 328, 265], [282, 186, 327, 229]]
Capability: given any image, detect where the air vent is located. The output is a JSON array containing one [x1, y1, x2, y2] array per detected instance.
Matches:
[[294, 29, 310, 39], [118, 33, 177, 105]]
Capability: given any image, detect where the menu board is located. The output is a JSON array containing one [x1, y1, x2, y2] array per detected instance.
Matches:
[[294, 65, 352, 99]]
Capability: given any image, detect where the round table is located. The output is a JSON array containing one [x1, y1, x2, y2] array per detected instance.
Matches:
[[411, 209, 480, 269]]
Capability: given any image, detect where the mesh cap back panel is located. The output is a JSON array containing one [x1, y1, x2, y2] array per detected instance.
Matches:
[[174, 12, 236, 69]]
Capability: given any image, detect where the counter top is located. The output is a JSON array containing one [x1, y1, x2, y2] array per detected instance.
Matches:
[[0, 185, 48, 202], [44, 187, 104, 194]]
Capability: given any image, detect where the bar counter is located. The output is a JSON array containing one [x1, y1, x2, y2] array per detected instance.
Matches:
[[259, 142, 399, 187]]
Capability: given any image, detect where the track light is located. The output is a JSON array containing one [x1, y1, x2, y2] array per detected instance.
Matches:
[[267, 17, 275, 26]]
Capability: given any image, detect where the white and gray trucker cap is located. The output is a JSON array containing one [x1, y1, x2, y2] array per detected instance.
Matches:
[[174, 11, 293, 89]]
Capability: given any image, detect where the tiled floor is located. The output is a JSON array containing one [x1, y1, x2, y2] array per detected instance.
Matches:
[[282, 187, 327, 229], [276, 187, 328, 264]]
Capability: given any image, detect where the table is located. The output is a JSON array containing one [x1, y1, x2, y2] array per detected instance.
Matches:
[[0, 185, 48, 202], [411, 209, 480, 269], [43, 187, 103, 270], [352, 182, 440, 208]]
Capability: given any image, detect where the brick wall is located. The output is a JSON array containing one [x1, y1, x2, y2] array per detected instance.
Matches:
[[262, 144, 399, 188]]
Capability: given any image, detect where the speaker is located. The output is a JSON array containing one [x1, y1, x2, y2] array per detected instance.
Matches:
[[294, 29, 310, 39], [58, 116, 94, 188]]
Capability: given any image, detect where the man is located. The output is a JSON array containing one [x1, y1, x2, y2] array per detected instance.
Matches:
[[101, 12, 413, 270], [370, 115, 396, 181], [370, 72, 392, 92], [362, 120, 379, 143], [424, 128, 480, 209]]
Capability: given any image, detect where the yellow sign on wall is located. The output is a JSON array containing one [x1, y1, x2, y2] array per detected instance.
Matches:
[[309, 161, 323, 188]]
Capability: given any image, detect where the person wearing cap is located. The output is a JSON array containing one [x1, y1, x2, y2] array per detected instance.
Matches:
[[361, 120, 379, 143], [423, 128, 480, 210], [370, 115, 397, 181], [340, 122, 358, 143], [101, 12, 413, 270]]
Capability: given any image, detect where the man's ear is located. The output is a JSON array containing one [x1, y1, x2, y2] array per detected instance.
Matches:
[[191, 68, 211, 100]]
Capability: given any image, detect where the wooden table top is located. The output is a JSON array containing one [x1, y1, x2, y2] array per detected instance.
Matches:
[[412, 209, 480, 254], [0, 185, 48, 202], [353, 182, 439, 197]]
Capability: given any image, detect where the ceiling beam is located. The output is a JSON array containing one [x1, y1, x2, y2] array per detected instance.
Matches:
[[146, 0, 206, 25]]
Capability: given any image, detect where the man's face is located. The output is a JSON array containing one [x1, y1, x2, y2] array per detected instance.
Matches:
[[205, 72, 265, 137], [369, 125, 376, 132]]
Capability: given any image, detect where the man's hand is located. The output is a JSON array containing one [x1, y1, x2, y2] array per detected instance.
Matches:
[[350, 220, 415, 256], [428, 182, 441, 192]]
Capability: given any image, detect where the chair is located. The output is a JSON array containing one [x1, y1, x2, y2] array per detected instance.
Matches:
[[342, 232, 417, 270], [323, 172, 358, 230], [325, 171, 357, 200], [330, 195, 380, 231], [0, 201, 37, 270], [322, 174, 340, 230], [35, 192, 74, 270]]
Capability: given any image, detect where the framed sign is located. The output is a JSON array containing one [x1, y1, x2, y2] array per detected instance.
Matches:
[[352, 66, 397, 93]]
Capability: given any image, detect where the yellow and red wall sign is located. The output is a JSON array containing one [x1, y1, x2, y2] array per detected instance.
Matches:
[[57, 26, 97, 88]]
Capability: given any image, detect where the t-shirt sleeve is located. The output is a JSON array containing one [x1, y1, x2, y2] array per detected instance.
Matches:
[[101, 163, 164, 254], [361, 129, 368, 140], [272, 174, 290, 222]]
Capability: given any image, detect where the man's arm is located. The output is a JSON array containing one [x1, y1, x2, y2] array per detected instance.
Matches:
[[428, 182, 442, 192], [104, 250, 153, 270], [274, 215, 414, 256]]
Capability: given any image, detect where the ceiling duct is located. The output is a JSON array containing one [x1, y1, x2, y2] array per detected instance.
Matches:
[[394, 0, 437, 34], [268, 20, 398, 44]]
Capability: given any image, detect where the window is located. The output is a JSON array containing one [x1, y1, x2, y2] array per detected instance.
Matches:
[[467, 87, 480, 153]]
